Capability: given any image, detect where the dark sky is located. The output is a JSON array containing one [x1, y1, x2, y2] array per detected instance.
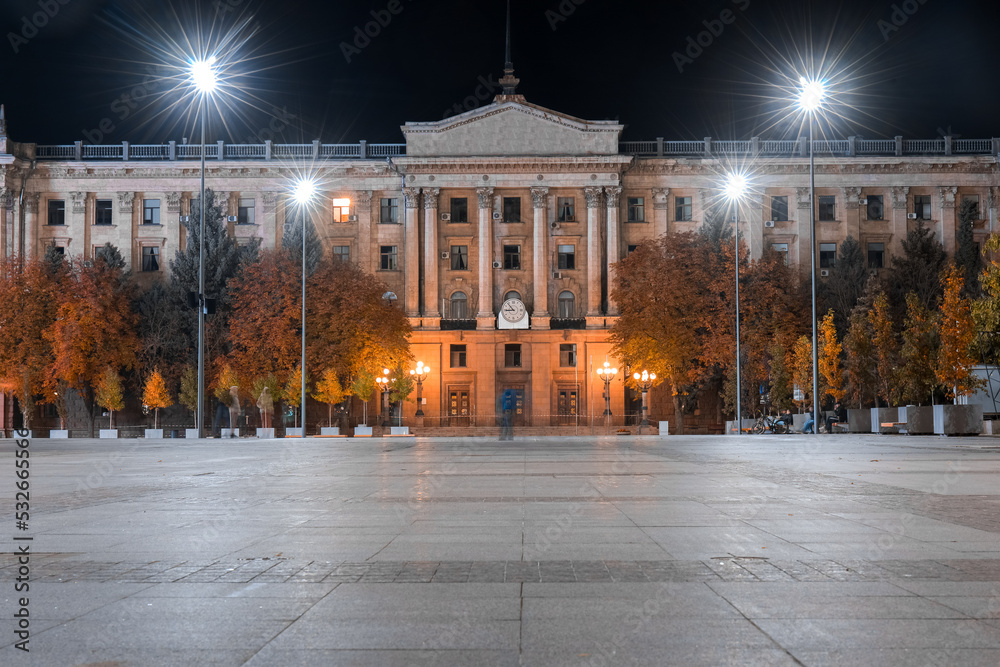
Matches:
[[3, 0, 998, 146]]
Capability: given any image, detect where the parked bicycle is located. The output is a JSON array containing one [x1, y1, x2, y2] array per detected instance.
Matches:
[[750, 411, 791, 434]]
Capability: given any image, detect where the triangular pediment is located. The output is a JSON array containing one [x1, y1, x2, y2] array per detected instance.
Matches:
[[402, 100, 622, 157]]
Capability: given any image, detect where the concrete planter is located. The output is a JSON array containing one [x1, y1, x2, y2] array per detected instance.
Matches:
[[846, 409, 871, 433], [144, 429, 163, 439], [658, 421, 669, 435], [286, 428, 304, 437], [256, 428, 276, 439], [321, 427, 340, 436], [353, 425, 373, 437], [871, 407, 900, 434], [220, 428, 239, 438], [185, 429, 200, 439], [933, 404, 983, 436], [724, 418, 756, 434], [390, 426, 410, 435], [49, 429, 69, 439], [99, 429, 119, 439], [899, 406, 934, 435]]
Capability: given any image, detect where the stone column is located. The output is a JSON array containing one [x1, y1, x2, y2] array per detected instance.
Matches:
[[531, 186, 549, 321], [403, 187, 421, 316], [939, 186, 957, 251], [795, 187, 811, 277], [585, 187, 603, 316], [423, 188, 441, 318], [70, 192, 86, 260], [891, 186, 909, 258], [604, 186, 622, 314], [746, 198, 764, 260], [23, 193, 39, 259], [476, 187, 495, 327], [651, 187, 669, 238], [261, 192, 277, 249], [355, 191, 373, 274]]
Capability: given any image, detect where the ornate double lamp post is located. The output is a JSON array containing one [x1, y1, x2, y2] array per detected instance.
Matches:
[[410, 362, 430, 422], [596, 361, 618, 427], [375, 368, 393, 427], [633, 370, 656, 432]]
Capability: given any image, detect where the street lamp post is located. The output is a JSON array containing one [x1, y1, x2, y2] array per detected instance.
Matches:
[[596, 362, 618, 431], [190, 56, 218, 439], [410, 362, 429, 422], [798, 77, 826, 435], [291, 178, 318, 437], [723, 172, 749, 434], [633, 370, 656, 433], [376, 368, 392, 427]]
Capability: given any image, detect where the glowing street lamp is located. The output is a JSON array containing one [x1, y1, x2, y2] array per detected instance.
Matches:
[[290, 176, 319, 437], [596, 361, 618, 419], [190, 55, 219, 439], [375, 368, 393, 427], [633, 370, 656, 431], [797, 76, 826, 434], [722, 170, 750, 434], [410, 362, 430, 418]]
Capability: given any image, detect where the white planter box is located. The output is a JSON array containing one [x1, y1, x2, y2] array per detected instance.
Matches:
[[353, 425, 373, 437], [220, 428, 239, 438], [99, 429, 119, 439], [49, 429, 69, 439], [871, 407, 900, 434], [256, 428, 276, 439], [933, 404, 983, 436], [724, 418, 756, 434], [390, 426, 410, 435], [144, 429, 163, 439], [185, 429, 200, 439], [899, 405, 934, 435], [658, 421, 669, 436], [321, 427, 340, 436], [286, 428, 304, 437], [846, 409, 871, 433]]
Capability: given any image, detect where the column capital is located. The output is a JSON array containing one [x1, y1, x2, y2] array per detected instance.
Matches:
[[261, 191, 277, 212], [166, 192, 182, 213], [423, 187, 440, 209], [584, 187, 604, 209], [115, 192, 133, 214], [892, 186, 910, 209], [651, 187, 670, 209], [403, 187, 421, 209], [939, 185, 958, 209], [70, 191, 86, 214], [604, 186, 622, 208], [476, 187, 495, 209], [530, 186, 549, 208], [355, 190, 373, 206]]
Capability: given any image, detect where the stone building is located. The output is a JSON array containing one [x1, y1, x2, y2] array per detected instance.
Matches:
[[1, 73, 999, 433]]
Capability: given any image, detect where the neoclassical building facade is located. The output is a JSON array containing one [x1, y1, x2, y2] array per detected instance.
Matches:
[[1, 92, 998, 432]]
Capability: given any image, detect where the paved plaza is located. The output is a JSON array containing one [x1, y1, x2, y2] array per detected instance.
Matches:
[[2, 432, 1000, 666]]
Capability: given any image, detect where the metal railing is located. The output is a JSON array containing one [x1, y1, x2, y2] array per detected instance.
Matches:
[[618, 137, 1000, 158], [26, 141, 408, 161]]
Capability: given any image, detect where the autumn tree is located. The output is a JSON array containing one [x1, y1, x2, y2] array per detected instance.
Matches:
[[843, 301, 878, 408], [869, 292, 899, 406], [142, 368, 173, 429], [214, 363, 241, 407], [767, 343, 794, 411], [819, 236, 868, 337], [610, 232, 721, 434], [350, 371, 377, 425], [888, 221, 947, 317], [898, 292, 938, 405], [819, 309, 845, 402], [936, 263, 985, 401], [95, 367, 125, 429], [313, 368, 346, 427], [954, 198, 982, 298], [281, 207, 323, 275], [48, 246, 138, 436], [791, 335, 813, 412], [179, 365, 198, 427], [133, 281, 188, 392], [282, 366, 308, 428], [972, 233, 1000, 364]]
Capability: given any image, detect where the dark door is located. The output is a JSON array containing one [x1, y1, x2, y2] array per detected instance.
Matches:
[[557, 388, 578, 425], [500, 385, 526, 426], [449, 389, 470, 426]]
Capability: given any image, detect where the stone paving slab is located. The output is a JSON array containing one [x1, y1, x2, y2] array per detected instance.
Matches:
[[1, 433, 999, 665]]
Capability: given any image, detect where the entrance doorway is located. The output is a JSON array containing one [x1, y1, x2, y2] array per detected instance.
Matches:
[[557, 387, 579, 425], [448, 388, 471, 426], [499, 384, 526, 426]]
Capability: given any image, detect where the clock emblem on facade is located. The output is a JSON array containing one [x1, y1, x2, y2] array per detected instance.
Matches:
[[501, 298, 526, 323]]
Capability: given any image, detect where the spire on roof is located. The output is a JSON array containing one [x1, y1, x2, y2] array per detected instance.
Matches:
[[496, 0, 524, 102]]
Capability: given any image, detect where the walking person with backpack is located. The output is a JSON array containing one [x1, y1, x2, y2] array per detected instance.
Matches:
[[500, 389, 515, 441]]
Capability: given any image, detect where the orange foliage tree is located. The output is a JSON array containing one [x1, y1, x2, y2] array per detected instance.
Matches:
[[47, 249, 138, 436], [898, 292, 938, 405], [819, 309, 845, 403], [868, 292, 899, 407], [936, 263, 984, 401], [142, 368, 173, 429]]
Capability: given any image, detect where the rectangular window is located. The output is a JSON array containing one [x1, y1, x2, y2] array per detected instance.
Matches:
[[559, 343, 577, 367], [49, 245, 65, 256], [627, 197, 645, 222], [504, 343, 522, 368], [380, 245, 398, 270], [380, 197, 399, 224], [771, 243, 789, 265], [503, 244, 521, 270], [868, 242, 885, 269], [450, 344, 467, 368], [503, 197, 521, 223], [451, 245, 468, 270], [141, 246, 160, 272], [557, 197, 576, 222], [866, 195, 884, 220], [818, 196, 836, 221], [627, 244, 638, 255], [95, 199, 113, 226], [913, 195, 931, 220], [557, 244, 575, 270], [962, 194, 980, 219], [48, 199, 65, 226], [143, 199, 160, 225], [770, 196, 788, 222], [332, 246, 350, 264], [820, 243, 837, 268], [332, 198, 351, 223], [450, 197, 468, 222], [675, 196, 692, 221], [237, 198, 255, 225]]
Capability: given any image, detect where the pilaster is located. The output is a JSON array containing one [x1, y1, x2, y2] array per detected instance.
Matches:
[[585, 186, 603, 316], [403, 187, 421, 316], [651, 187, 669, 237], [355, 190, 373, 274], [476, 187, 495, 327], [939, 186, 957, 251], [604, 186, 622, 314], [531, 186, 549, 325], [423, 187, 440, 318]]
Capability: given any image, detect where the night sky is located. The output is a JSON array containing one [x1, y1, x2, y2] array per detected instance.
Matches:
[[2, 0, 999, 146]]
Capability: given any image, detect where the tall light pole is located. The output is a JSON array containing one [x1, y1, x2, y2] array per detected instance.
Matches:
[[291, 177, 318, 437], [376, 368, 392, 427], [190, 56, 218, 439], [723, 172, 749, 433], [596, 361, 618, 431], [410, 361, 429, 421], [633, 370, 656, 433], [798, 77, 826, 434]]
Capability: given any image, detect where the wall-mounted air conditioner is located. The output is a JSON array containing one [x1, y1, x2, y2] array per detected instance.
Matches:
[[441, 251, 450, 259], [859, 198, 868, 205], [764, 220, 775, 228], [492, 261, 502, 269], [820, 269, 830, 277], [227, 216, 237, 223], [492, 212, 502, 221], [348, 214, 358, 222], [550, 222, 560, 229], [552, 271, 563, 279], [907, 213, 918, 219], [441, 213, 451, 221], [179, 215, 190, 222]]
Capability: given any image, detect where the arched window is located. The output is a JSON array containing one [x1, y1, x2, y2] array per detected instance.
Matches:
[[450, 291, 468, 319], [382, 291, 398, 307], [558, 291, 575, 318], [504, 290, 522, 302]]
